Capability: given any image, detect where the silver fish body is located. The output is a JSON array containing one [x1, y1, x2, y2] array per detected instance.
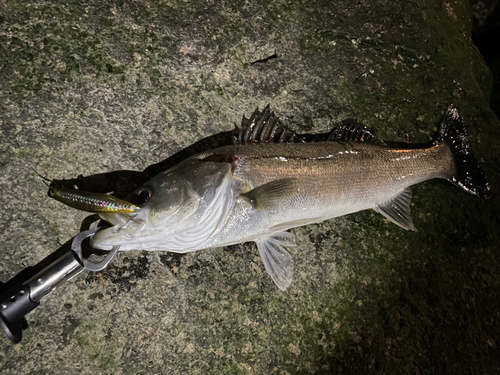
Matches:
[[91, 106, 490, 290]]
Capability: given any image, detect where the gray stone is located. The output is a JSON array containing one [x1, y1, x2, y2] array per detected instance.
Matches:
[[1, 0, 499, 374]]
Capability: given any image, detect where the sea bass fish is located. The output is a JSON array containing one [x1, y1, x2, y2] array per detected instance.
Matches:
[[54, 106, 491, 290]]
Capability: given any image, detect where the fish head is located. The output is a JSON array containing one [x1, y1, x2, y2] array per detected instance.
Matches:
[[91, 160, 233, 251]]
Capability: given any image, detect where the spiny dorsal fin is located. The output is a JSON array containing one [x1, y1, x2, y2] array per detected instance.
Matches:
[[235, 105, 305, 144], [328, 119, 386, 145]]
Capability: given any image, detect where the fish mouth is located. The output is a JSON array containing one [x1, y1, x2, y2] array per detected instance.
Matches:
[[91, 208, 150, 250]]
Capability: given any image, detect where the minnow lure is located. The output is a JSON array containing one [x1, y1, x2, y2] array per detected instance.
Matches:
[[48, 185, 138, 213]]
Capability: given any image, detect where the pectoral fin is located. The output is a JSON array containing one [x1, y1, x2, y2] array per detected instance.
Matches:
[[241, 178, 297, 210], [374, 187, 415, 231], [256, 232, 296, 291]]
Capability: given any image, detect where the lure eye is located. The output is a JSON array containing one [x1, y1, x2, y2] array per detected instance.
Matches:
[[137, 188, 152, 203]]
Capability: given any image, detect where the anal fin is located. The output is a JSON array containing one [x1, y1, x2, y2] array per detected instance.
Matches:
[[374, 187, 415, 231], [255, 232, 296, 291]]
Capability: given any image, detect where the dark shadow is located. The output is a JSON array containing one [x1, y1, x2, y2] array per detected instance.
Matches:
[[472, 2, 500, 117]]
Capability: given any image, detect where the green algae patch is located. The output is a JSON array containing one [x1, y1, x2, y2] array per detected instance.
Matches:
[[1, 2, 128, 96], [71, 321, 122, 373]]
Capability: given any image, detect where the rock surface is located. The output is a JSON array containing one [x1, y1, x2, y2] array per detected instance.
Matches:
[[1, 0, 499, 374]]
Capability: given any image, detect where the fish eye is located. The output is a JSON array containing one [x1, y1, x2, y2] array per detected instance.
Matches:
[[138, 188, 152, 203]]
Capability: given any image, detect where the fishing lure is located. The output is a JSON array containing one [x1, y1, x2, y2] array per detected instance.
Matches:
[[48, 185, 138, 213]]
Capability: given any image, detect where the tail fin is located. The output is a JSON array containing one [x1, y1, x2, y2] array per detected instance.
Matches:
[[435, 106, 491, 198]]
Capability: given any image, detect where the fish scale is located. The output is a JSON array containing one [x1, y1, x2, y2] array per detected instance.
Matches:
[[203, 141, 453, 249]]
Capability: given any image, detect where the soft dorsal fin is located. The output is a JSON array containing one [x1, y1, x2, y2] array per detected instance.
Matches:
[[328, 119, 386, 145], [235, 105, 305, 144]]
